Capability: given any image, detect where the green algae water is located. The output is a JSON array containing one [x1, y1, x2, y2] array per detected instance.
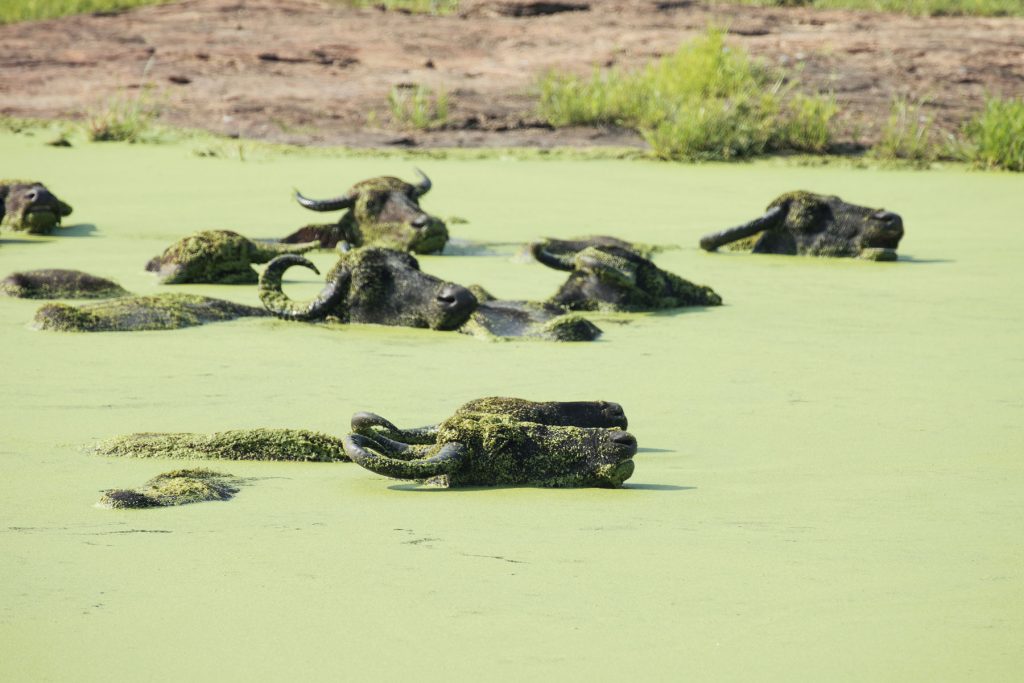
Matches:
[[1, 132, 1022, 680]]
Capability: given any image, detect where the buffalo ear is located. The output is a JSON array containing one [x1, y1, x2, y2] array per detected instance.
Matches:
[[530, 242, 575, 271]]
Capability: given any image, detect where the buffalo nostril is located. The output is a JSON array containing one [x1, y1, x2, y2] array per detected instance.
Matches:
[[25, 191, 37, 201], [436, 285, 476, 311], [610, 431, 637, 453]]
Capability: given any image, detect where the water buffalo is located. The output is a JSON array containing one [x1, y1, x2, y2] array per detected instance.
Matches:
[[0, 180, 73, 234], [343, 411, 637, 488], [531, 242, 722, 311], [259, 247, 477, 330], [98, 469, 241, 509], [259, 248, 601, 340], [1, 269, 128, 299], [280, 170, 449, 254], [699, 191, 904, 261], [146, 230, 317, 284], [351, 397, 628, 444], [34, 293, 268, 332]]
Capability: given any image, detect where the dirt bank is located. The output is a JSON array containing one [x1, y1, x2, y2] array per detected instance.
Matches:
[[1, 0, 1021, 149]]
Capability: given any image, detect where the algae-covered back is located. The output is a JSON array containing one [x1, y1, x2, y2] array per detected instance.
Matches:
[[98, 468, 241, 509], [1, 269, 129, 299], [33, 293, 267, 331], [95, 428, 351, 462]]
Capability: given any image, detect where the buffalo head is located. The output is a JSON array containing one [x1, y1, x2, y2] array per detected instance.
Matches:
[[283, 170, 448, 254], [258, 247, 477, 330], [146, 230, 318, 284], [532, 242, 722, 311], [351, 397, 628, 444], [0, 180, 73, 234], [343, 411, 637, 488], [699, 191, 904, 260]]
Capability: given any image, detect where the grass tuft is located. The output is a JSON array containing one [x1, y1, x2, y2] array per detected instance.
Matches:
[[960, 96, 1024, 172], [869, 96, 944, 166], [86, 90, 160, 142], [0, 0, 173, 24], [538, 29, 837, 161], [388, 84, 450, 130]]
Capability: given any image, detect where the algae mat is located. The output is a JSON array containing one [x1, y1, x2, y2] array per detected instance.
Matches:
[[1, 133, 1022, 681]]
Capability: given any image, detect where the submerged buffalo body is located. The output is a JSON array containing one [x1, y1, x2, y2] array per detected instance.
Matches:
[[281, 171, 448, 254], [344, 404, 637, 488], [699, 191, 905, 261], [258, 248, 476, 330], [531, 242, 722, 311], [34, 293, 268, 332], [1, 269, 128, 299], [0, 180, 73, 234], [146, 230, 317, 284]]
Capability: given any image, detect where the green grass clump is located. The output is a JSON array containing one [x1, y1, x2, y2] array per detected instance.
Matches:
[[712, 0, 1023, 17], [388, 85, 450, 130], [342, 0, 458, 13], [86, 90, 160, 142], [0, 0, 174, 24], [961, 97, 1024, 172], [538, 29, 837, 161], [870, 96, 944, 166]]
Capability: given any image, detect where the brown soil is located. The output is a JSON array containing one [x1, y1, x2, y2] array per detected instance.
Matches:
[[1, 0, 1022, 150]]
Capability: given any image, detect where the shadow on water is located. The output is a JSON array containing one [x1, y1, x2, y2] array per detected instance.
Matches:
[[898, 255, 955, 265], [622, 483, 695, 491], [58, 223, 98, 237], [387, 482, 694, 493], [637, 447, 674, 453], [442, 239, 522, 257]]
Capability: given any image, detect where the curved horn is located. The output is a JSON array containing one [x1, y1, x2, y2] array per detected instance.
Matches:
[[343, 434, 467, 480], [294, 187, 358, 212], [699, 205, 786, 252], [412, 168, 432, 198], [350, 411, 440, 444], [258, 254, 348, 321], [530, 242, 575, 271], [351, 411, 401, 434]]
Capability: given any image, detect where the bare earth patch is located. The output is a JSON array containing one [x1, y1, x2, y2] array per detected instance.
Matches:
[[0, 0, 1021, 149]]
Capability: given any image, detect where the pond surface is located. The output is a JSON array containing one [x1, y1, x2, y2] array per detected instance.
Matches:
[[1, 134, 1022, 680]]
